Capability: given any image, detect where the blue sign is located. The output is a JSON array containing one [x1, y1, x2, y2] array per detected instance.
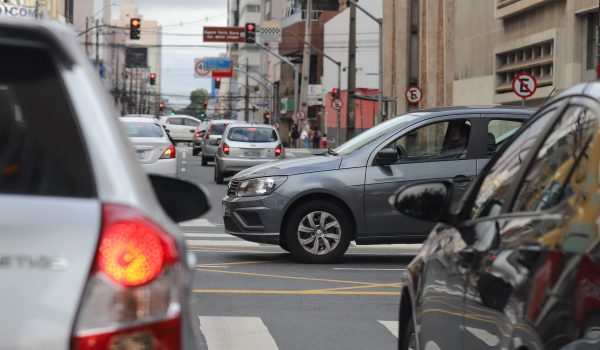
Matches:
[[203, 57, 232, 72]]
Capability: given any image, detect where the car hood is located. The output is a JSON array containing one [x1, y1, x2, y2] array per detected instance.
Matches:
[[232, 155, 342, 179]]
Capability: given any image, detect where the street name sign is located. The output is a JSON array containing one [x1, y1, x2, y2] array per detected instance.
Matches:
[[203, 26, 245, 43], [512, 72, 537, 99]]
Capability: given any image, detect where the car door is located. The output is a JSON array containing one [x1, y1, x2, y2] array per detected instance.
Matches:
[[0, 42, 101, 349], [182, 117, 200, 140], [164, 117, 183, 140], [475, 115, 526, 173], [364, 115, 478, 240], [461, 100, 600, 349]]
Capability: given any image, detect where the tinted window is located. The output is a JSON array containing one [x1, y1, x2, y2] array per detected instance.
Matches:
[[385, 119, 471, 163], [471, 109, 555, 219], [513, 105, 598, 212], [228, 127, 278, 142], [486, 119, 523, 156], [122, 122, 165, 137], [183, 118, 199, 127], [167, 118, 182, 125], [209, 123, 228, 136], [0, 45, 94, 197]]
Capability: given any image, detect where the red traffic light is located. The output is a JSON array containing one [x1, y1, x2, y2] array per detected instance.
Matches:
[[203, 100, 208, 105], [215, 77, 221, 82], [246, 24, 254, 31], [332, 88, 339, 94], [131, 19, 140, 27], [265, 113, 270, 119], [149, 73, 156, 79]]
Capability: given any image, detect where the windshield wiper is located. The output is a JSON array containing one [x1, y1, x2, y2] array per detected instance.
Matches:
[[322, 148, 338, 156]]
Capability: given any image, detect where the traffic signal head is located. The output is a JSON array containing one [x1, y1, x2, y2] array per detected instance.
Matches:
[[263, 112, 271, 124], [159, 102, 165, 111], [130, 18, 141, 40], [332, 88, 340, 99], [200, 112, 206, 118], [202, 100, 208, 107], [149, 72, 156, 85], [245, 23, 256, 44], [214, 77, 221, 89]]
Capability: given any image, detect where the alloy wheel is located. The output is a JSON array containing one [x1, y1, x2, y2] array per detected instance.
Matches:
[[297, 211, 341, 255]]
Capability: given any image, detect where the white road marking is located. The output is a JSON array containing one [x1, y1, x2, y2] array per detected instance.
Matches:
[[333, 268, 406, 271], [465, 326, 500, 347], [184, 233, 230, 238], [186, 240, 262, 247], [378, 321, 399, 338], [181, 167, 186, 172], [199, 316, 278, 350], [179, 218, 216, 227], [197, 265, 230, 269], [182, 151, 187, 159], [351, 242, 423, 250], [181, 160, 187, 164]]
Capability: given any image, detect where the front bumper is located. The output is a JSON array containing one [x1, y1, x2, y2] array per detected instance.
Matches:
[[218, 156, 280, 174], [222, 191, 290, 245]]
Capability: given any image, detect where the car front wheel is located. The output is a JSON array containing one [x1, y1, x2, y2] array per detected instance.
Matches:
[[214, 162, 224, 184], [400, 317, 416, 350], [201, 155, 208, 166], [285, 200, 351, 263], [192, 148, 199, 156]]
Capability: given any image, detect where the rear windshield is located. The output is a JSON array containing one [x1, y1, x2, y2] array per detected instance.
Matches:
[[122, 122, 164, 137], [228, 127, 278, 142], [209, 123, 228, 136]]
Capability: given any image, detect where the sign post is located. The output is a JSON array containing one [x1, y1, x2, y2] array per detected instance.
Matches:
[[405, 86, 423, 105], [512, 72, 537, 106]]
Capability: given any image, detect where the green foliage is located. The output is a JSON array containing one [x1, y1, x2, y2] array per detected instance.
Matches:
[[176, 88, 210, 116]]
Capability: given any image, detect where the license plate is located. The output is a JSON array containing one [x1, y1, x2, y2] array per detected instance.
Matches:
[[137, 151, 145, 159], [244, 151, 260, 157]]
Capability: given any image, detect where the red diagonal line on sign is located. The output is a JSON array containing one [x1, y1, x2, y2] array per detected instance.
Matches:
[[516, 76, 534, 95]]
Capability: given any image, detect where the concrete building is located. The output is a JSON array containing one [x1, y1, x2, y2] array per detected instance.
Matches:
[[384, 0, 600, 114]]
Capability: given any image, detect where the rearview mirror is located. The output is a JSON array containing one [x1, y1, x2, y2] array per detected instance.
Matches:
[[390, 181, 452, 222], [149, 175, 210, 223], [375, 148, 398, 166]]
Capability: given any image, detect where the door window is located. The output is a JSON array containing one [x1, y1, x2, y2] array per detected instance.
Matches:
[[471, 109, 556, 219], [385, 119, 471, 163], [486, 119, 523, 156], [513, 105, 598, 212], [166, 118, 182, 125], [183, 118, 199, 127], [0, 44, 94, 197]]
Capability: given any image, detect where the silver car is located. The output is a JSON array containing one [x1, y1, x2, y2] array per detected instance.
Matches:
[[120, 117, 177, 177], [0, 19, 208, 349], [214, 124, 285, 184], [200, 119, 246, 166]]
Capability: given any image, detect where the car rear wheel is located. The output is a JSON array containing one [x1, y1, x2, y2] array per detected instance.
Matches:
[[201, 155, 208, 166], [285, 200, 351, 263], [400, 316, 416, 350], [214, 162, 224, 184], [192, 148, 199, 156]]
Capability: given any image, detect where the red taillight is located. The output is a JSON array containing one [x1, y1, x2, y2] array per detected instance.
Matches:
[[194, 131, 201, 138], [275, 144, 282, 156], [223, 143, 230, 155], [72, 204, 181, 350], [160, 145, 176, 159]]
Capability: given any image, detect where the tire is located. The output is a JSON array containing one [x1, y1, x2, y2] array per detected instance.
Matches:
[[400, 316, 416, 350], [214, 162, 224, 184], [284, 200, 351, 263], [192, 148, 199, 156], [201, 155, 208, 166], [279, 239, 290, 252]]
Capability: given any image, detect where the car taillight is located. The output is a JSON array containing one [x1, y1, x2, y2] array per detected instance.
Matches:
[[275, 144, 282, 156], [160, 145, 176, 159], [72, 204, 181, 350], [194, 131, 201, 138], [223, 143, 230, 155]]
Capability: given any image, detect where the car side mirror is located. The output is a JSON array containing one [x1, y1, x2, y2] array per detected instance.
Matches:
[[149, 174, 210, 223], [390, 181, 452, 222], [375, 148, 399, 166]]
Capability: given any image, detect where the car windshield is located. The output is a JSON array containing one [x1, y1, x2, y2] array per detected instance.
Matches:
[[122, 122, 164, 138], [209, 123, 227, 136], [228, 127, 278, 142], [334, 114, 421, 155]]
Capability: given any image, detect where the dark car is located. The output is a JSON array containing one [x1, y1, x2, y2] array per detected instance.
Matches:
[[223, 106, 532, 263], [394, 83, 600, 350]]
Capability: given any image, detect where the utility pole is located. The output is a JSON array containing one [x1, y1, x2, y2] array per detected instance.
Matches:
[[85, 17, 90, 57], [95, 19, 100, 74], [346, 2, 356, 141], [245, 57, 250, 122], [299, 0, 313, 130], [597, 0, 600, 79]]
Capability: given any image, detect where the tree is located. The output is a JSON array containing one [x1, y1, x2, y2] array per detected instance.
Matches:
[[176, 88, 210, 117]]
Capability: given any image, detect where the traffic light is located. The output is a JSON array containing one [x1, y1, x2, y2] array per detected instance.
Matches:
[[245, 23, 256, 44], [332, 88, 340, 99], [130, 18, 141, 40], [202, 100, 208, 108], [199, 112, 206, 118], [263, 112, 271, 124], [214, 77, 221, 89], [149, 72, 156, 85], [159, 102, 165, 111]]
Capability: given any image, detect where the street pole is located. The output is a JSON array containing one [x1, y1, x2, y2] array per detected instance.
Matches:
[[245, 57, 249, 122], [597, 0, 600, 79], [299, 0, 313, 132], [85, 17, 90, 57], [347, 2, 356, 141], [336, 61, 341, 148], [95, 19, 100, 74]]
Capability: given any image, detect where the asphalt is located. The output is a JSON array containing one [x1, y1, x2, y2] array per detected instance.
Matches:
[[176, 146, 417, 350]]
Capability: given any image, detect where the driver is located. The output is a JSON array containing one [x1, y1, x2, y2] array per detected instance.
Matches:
[[442, 124, 469, 157]]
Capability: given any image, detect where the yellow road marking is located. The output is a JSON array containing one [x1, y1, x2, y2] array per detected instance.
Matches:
[[313, 282, 402, 292], [192, 289, 401, 296], [196, 260, 274, 267]]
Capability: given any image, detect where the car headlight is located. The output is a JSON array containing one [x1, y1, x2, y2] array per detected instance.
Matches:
[[235, 177, 287, 197]]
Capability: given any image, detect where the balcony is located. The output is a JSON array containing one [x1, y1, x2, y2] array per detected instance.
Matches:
[[495, 0, 555, 19]]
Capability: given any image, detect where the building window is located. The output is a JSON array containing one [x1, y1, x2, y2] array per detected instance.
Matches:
[[246, 4, 260, 13], [495, 40, 553, 93], [587, 12, 599, 70]]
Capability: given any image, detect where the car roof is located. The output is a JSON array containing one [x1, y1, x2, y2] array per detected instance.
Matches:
[[120, 117, 161, 124], [228, 124, 275, 129], [122, 114, 157, 118], [411, 105, 537, 116], [209, 119, 246, 125]]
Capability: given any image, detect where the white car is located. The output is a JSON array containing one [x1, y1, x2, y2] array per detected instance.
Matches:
[[121, 117, 177, 177], [0, 18, 208, 349], [159, 115, 202, 143]]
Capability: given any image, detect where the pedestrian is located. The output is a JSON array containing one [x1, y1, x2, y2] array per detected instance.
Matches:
[[291, 125, 300, 148], [320, 133, 328, 149], [312, 128, 321, 149], [300, 128, 310, 149]]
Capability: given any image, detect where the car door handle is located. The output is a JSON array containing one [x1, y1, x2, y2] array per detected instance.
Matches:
[[189, 129, 195, 133], [453, 175, 472, 184], [165, 129, 171, 133]]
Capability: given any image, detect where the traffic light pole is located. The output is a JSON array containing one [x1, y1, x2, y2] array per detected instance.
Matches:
[[245, 58, 249, 122], [234, 66, 274, 125]]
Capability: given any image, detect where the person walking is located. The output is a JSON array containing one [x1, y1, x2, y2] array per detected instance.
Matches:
[[300, 128, 310, 149], [312, 128, 321, 149], [291, 125, 299, 148], [320, 133, 328, 149]]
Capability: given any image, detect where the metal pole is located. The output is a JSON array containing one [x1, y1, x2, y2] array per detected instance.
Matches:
[[336, 62, 341, 148], [95, 19, 100, 71], [597, 0, 600, 78], [85, 17, 90, 57], [299, 0, 313, 126], [347, 2, 356, 140], [378, 19, 383, 121], [245, 57, 249, 122]]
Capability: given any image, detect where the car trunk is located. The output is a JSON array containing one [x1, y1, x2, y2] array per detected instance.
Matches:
[[129, 137, 171, 164], [226, 140, 280, 158]]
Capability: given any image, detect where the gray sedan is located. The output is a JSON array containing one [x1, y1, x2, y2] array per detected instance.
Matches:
[[222, 107, 533, 263]]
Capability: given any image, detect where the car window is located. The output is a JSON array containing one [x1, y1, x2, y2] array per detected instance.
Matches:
[[486, 119, 523, 157], [513, 105, 598, 212], [0, 44, 94, 197], [384, 119, 471, 163], [122, 122, 165, 138], [228, 127, 278, 142], [167, 118, 182, 125], [184, 118, 199, 127], [209, 123, 228, 136], [470, 109, 556, 219]]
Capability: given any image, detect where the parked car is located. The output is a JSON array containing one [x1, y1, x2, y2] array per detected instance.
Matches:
[[214, 124, 285, 184], [393, 83, 600, 350], [120, 116, 177, 177], [192, 122, 209, 156], [159, 115, 202, 143], [0, 19, 209, 349], [222, 107, 532, 263], [201, 119, 246, 166], [123, 113, 159, 120]]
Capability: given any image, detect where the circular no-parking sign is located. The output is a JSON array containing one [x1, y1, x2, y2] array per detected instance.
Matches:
[[405, 86, 423, 104], [512, 72, 537, 99], [332, 99, 343, 110], [296, 111, 305, 120]]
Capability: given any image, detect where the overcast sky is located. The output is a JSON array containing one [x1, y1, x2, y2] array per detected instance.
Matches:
[[120, 0, 228, 107]]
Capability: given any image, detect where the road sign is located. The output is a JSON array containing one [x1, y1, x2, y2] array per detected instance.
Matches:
[[194, 59, 210, 77], [203, 26, 245, 43], [405, 86, 422, 104], [296, 111, 305, 120], [260, 21, 282, 43], [332, 99, 343, 110], [512, 72, 537, 99], [203, 57, 233, 78]]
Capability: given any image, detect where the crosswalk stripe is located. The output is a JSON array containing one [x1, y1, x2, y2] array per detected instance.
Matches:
[[378, 320, 399, 338], [179, 218, 216, 227], [183, 233, 232, 238], [186, 240, 261, 247], [199, 316, 278, 350]]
